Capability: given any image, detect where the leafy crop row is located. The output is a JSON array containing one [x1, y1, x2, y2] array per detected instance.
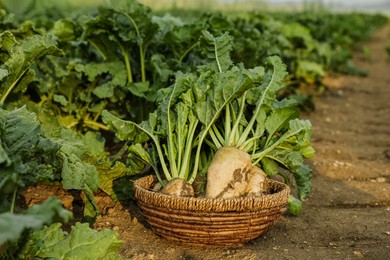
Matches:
[[0, 0, 387, 258]]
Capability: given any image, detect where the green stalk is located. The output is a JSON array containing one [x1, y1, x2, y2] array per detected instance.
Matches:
[[118, 44, 133, 83], [179, 119, 199, 180], [224, 102, 232, 145], [212, 125, 225, 147], [214, 38, 223, 73], [278, 171, 291, 186], [10, 188, 17, 213], [120, 12, 146, 82], [110, 142, 129, 162], [149, 135, 171, 181], [88, 40, 108, 60], [252, 128, 303, 165], [237, 72, 275, 146], [139, 46, 146, 82], [240, 134, 262, 152], [229, 93, 247, 146], [179, 42, 200, 62], [188, 125, 213, 184], [93, 101, 108, 122], [167, 96, 178, 179], [0, 69, 28, 103], [209, 125, 223, 149], [84, 120, 110, 131]]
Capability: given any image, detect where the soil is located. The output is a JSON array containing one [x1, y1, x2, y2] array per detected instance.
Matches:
[[19, 24, 390, 259]]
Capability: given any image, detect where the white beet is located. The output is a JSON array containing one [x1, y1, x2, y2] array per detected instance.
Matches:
[[206, 146, 266, 199], [245, 165, 266, 196], [160, 178, 195, 197]]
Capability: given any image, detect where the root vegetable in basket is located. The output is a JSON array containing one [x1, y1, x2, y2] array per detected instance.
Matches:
[[206, 146, 266, 199], [161, 178, 195, 197]]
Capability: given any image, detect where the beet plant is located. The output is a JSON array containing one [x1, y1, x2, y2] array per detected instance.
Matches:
[[102, 31, 314, 214]]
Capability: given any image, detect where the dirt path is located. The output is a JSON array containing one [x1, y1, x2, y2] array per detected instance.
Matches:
[[19, 23, 390, 260]]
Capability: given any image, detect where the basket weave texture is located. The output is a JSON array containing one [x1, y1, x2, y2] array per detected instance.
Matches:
[[134, 175, 290, 247]]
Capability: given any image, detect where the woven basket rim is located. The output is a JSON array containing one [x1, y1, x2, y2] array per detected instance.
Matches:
[[134, 175, 290, 212]]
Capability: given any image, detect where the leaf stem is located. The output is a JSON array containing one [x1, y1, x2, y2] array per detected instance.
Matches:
[[252, 128, 303, 165], [209, 125, 223, 149], [230, 93, 247, 146], [120, 12, 146, 82], [0, 69, 28, 103], [10, 187, 17, 213], [118, 44, 133, 83], [224, 102, 231, 145], [214, 38, 222, 73], [179, 42, 200, 62], [84, 120, 110, 131], [179, 119, 199, 179], [238, 70, 275, 146]]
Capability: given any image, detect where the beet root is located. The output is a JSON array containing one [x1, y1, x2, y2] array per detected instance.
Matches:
[[206, 146, 266, 199], [160, 178, 195, 197]]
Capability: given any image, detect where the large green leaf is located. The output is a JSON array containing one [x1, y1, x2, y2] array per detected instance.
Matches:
[[0, 31, 63, 103], [0, 197, 72, 245], [0, 106, 61, 187], [199, 30, 233, 73], [57, 129, 100, 218], [27, 222, 123, 260], [101, 110, 152, 143], [194, 66, 255, 127], [265, 107, 300, 146]]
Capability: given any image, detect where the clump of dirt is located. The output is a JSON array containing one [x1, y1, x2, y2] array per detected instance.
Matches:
[[18, 24, 390, 259]]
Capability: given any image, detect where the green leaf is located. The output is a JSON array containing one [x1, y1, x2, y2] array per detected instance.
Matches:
[[257, 55, 289, 107], [82, 131, 107, 160], [57, 129, 100, 218], [0, 197, 72, 245], [98, 161, 127, 199], [280, 22, 316, 51], [296, 60, 325, 84], [97, 143, 149, 200], [0, 68, 8, 81], [53, 94, 68, 106], [200, 30, 233, 73], [93, 83, 114, 99], [265, 107, 300, 146], [0, 138, 11, 167], [0, 32, 63, 103], [102, 110, 167, 180], [194, 66, 254, 126], [27, 222, 123, 260], [0, 106, 61, 187], [53, 19, 76, 41], [101, 110, 151, 143]]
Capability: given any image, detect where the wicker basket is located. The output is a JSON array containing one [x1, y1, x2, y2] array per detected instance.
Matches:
[[133, 175, 290, 247]]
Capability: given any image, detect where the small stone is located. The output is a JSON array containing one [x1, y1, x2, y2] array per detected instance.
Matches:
[[376, 177, 386, 183], [131, 217, 139, 226], [353, 250, 364, 257], [107, 208, 116, 216], [112, 226, 120, 231]]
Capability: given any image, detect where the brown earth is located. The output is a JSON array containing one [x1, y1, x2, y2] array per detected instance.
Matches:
[[20, 23, 390, 259]]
